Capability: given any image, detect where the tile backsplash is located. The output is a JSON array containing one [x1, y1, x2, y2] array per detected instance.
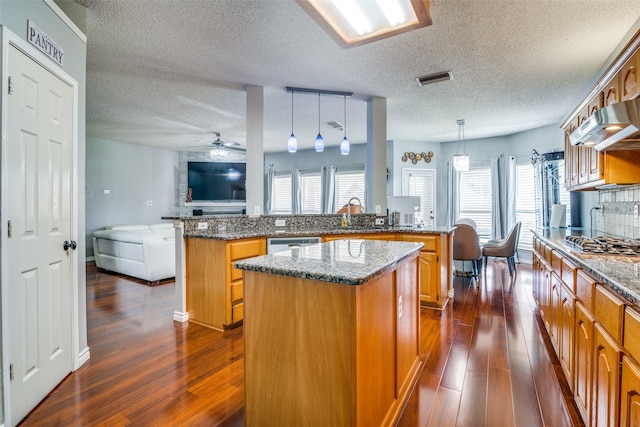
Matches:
[[594, 184, 640, 239]]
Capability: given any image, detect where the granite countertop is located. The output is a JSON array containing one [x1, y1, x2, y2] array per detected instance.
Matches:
[[234, 239, 424, 285], [185, 226, 454, 240], [532, 228, 640, 305]]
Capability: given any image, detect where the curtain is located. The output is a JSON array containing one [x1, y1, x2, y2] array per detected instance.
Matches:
[[291, 168, 302, 214], [491, 156, 503, 240], [506, 155, 517, 231], [325, 165, 336, 214], [446, 161, 459, 228], [264, 167, 275, 214], [490, 155, 517, 240]]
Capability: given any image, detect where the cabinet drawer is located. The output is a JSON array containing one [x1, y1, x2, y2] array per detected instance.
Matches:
[[230, 263, 243, 281], [624, 307, 640, 363], [551, 250, 563, 276], [231, 280, 243, 304], [399, 235, 437, 252], [229, 239, 263, 261], [232, 302, 244, 323], [561, 258, 578, 293], [595, 285, 627, 343], [576, 269, 596, 313]]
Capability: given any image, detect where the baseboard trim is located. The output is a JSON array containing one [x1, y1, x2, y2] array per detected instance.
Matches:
[[173, 311, 189, 323], [86, 256, 95, 263], [75, 346, 90, 370]]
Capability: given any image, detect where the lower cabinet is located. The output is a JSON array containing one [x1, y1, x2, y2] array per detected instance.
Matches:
[[186, 237, 265, 330], [593, 322, 622, 427], [620, 355, 640, 427], [559, 283, 576, 387], [574, 301, 595, 424]]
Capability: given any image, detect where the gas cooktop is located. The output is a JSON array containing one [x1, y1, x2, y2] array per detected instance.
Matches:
[[564, 235, 640, 256]]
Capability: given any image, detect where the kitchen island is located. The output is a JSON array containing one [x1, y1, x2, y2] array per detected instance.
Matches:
[[235, 239, 423, 427]]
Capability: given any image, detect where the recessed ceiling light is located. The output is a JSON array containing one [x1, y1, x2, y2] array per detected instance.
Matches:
[[297, 0, 432, 48], [415, 71, 453, 87]]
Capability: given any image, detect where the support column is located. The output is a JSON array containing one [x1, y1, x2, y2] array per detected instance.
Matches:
[[367, 96, 387, 214], [246, 85, 264, 216], [173, 220, 188, 322]]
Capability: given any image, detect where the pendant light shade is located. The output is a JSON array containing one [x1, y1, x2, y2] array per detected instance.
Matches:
[[453, 119, 469, 172], [315, 93, 324, 152], [341, 95, 350, 155], [288, 92, 297, 153]]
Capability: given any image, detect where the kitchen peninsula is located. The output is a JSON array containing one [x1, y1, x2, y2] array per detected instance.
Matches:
[[235, 239, 423, 427], [167, 214, 455, 330]]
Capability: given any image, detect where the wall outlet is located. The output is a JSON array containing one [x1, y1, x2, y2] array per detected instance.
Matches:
[[197, 222, 208, 230], [375, 217, 385, 226], [103, 189, 110, 194], [635, 204, 639, 219], [375, 205, 381, 214], [275, 219, 286, 227], [598, 203, 604, 215], [146, 200, 153, 206], [254, 206, 261, 216]]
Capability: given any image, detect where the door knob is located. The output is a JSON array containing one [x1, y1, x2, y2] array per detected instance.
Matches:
[[63, 240, 77, 251]]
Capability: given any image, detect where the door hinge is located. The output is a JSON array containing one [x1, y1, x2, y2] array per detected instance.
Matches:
[[7, 220, 12, 238], [9, 363, 14, 381], [8, 76, 12, 95]]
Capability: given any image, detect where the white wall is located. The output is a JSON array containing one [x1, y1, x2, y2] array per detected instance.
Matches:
[[86, 137, 180, 256]]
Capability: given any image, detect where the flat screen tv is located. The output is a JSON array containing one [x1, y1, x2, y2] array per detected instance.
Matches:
[[187, 161, 246, 202]]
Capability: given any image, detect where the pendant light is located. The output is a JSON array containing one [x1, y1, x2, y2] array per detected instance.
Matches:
[[314, 93, 324, 152], [288, 91, 297, 153], [340, 95, 350, 155], [453, 119, 469, 172]]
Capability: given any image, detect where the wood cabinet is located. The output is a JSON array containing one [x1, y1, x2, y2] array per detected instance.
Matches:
[[399, 233, 452, 309], [620, 50, 640, 101], [242, 252, 421, 426], [186, 237, 265, 330], [593, 322, 622, 427], [620, 356, 640, 427], [559, 282, 576, 387], [575, 301, 595, 424], [322, 232, 452, 308]]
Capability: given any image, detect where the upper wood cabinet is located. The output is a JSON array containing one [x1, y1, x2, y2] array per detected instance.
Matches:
[[561, 31, 640, 190], [604, 74, 620, 106], [621, 50, 640, 101]]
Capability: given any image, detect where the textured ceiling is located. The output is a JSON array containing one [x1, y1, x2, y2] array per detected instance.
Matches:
[[78, 0, 640, 153]]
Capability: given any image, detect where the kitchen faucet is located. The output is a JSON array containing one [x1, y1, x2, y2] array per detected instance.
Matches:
[[347, 197, 363, 227]]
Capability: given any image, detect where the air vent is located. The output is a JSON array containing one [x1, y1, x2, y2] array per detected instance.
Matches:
[[326, 121, 344, 131], [415, 71, 453, 87]]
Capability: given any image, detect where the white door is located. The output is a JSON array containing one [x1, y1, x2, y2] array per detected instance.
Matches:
[[6, 44, 74, 425], [402, 168, 435, 228]]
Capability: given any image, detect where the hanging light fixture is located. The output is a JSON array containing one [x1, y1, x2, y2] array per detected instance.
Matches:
[[453, 119, 470, 172], [315, 93, 324, 152], [340, 95, 350, 155], [288, 91, 297, 153]]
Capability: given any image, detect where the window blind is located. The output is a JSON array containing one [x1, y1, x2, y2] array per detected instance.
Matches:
[[271, 172, 292, 214], [459, 166, 492, 238], [301, 172, 322, 214], [516, 163, 536, 251], [334, 169, 365, 212]]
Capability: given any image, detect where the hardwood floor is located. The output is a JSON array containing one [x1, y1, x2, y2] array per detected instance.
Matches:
[[19, 261, 581, 426]]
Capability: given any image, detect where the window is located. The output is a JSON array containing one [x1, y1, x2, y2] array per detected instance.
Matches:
[[334, 168, 365, 212], [515, 163, 536, 252], [271, 172, 292, 214], [300, 171, 322, 214], [459, 166, 492, 239], [402, 169, 435, 228]]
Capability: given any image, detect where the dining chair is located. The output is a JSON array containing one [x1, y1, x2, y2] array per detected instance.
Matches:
[[452, 223, 483, 280], [482, 222, 522, 276]]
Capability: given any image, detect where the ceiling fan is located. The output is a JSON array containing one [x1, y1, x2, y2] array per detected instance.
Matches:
[[189, 132, 246, 159]]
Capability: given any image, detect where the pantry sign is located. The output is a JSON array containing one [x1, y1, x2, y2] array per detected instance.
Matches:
[[27, 20, 64, 66]]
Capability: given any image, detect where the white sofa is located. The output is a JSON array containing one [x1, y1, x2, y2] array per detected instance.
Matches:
[[92, 223, 176, 282]]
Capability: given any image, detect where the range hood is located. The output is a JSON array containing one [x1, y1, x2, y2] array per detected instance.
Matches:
[[569, 98, 640, 151]]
